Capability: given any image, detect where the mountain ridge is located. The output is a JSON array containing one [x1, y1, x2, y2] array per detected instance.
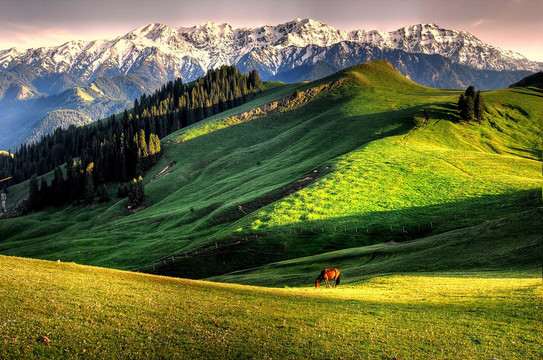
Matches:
[[1, 19, 540, 82]]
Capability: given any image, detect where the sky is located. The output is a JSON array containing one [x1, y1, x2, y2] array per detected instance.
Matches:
[[0, 0, 542, 62]]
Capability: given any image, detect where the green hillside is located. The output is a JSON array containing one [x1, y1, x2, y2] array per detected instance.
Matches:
[[0, 60, 541, 279], [210, 208, 543, 286], [1, 255, 541, 359]]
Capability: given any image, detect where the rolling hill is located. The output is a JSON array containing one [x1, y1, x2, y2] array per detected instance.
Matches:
[[0, 60, 541, 280], [1, 60, 541, 359]]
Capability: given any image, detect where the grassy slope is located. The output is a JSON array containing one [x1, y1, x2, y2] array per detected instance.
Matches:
[[1, 255, 541, 359], [209, 208, 543, 286], [0, 61, 541, 277]]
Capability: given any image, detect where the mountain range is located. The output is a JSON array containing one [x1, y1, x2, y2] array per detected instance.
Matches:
[[0, 18, 540, 150]]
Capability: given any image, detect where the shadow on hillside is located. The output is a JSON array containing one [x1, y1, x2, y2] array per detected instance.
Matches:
[[509, 88, 543, 98], [506, 146, 543, 161], [149, 189, 541, 279], [189, 100, 463, 230]]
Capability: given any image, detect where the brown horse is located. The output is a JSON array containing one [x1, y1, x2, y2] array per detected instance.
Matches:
[[315, 268, 341, 288]]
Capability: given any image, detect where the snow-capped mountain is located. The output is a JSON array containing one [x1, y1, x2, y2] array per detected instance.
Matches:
[[0, 18, 539, 84], [0, 18, 540, 150]]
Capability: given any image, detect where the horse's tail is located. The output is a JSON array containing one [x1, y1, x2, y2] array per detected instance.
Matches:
[[335, 274, 341, 286]]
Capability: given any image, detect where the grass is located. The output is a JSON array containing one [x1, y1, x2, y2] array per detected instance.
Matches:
[[209, 207, 543, 286], [0, 62, 542, 358], [1, 255, 541, 359], [0, 60, 541, 277]]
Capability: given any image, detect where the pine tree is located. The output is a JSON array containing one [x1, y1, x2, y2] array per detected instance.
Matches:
[[465, 85, 476, 98], [117, 183, 129, 198], [52, 166, 65, 206], [458, 86, 477, 122], [128, 176, 145, 208], [39, 176, 49, 208], [98, 184, 111, 203], [29, 173, 39, 210], [458, 94, 468, 120], [474, 91, 485, 123], [465, 95, 475, 122], [84, 162, 95, 205]]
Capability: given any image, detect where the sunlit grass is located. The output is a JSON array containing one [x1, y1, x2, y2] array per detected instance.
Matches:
[[242, 84, 542, 231], [1, 255, 541, 359], [247, 136, 541, 229]]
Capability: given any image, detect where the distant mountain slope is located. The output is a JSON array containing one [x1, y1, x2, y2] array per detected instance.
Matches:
[[0, 74, 160, 149], [509, 71, 543, 89]]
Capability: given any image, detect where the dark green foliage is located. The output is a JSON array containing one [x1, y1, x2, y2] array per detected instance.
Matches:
[[83, 163, 95, 206], [117, 184, 129, 198], [458, 86, 485, 123], [474, 91, 485, 123], [51, 166, 65, 206], [98, 184, 111, 203], [465, 85, 475, 98], [128, 176, 145, 208], [28, 174, 39, 210], [0, 66, 261, 189], [39, 177, 50, 206]]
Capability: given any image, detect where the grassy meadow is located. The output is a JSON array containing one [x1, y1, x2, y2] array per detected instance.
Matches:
[[1, 255, 541, 359], [0, 60, 542, 359]]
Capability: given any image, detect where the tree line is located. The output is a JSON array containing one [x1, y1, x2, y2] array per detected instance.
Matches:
[[1, 65, 262, 209]]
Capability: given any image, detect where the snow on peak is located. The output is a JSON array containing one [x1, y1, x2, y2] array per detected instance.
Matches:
[[0, 18, 539, 82]]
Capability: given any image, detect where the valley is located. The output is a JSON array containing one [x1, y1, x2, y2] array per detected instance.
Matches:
[[0, 59, 541, 359], [1, 61, 541, 277]]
